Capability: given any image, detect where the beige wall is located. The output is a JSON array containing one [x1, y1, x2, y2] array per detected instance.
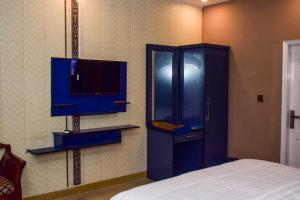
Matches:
[[0, 0, 202, 197], [203, 0, 300, 162]]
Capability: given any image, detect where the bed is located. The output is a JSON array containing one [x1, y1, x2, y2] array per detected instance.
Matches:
[[111, 159, 300, 200]]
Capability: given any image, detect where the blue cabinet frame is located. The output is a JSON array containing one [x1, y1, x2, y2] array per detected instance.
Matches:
[[146, 43, 230, 181]]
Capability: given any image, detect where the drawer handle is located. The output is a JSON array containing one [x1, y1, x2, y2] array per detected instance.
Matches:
[[186, 135, 196, 139]]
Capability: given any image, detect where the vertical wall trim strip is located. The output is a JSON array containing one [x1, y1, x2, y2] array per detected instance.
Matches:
[[64, 0, 70, 188], [71, 0, 79, 58], [71, 0, 81, 186]]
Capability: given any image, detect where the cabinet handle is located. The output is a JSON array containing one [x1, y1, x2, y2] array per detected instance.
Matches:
[[205, 97, 211, 121], [186, 135, 196, 139]]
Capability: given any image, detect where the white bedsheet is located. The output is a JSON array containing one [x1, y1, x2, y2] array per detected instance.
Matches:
[[111, 159, 300, 200]]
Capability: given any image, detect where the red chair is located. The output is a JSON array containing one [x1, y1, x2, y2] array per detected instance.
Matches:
[[0, 143, 26, 200]]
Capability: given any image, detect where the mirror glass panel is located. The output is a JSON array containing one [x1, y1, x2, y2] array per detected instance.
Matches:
[[152, 51, 174, 122], [182, 49, 205, 126]]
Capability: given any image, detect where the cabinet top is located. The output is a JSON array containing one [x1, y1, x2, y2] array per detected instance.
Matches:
[[146, 43, 230, 50], [178, 43, 230, 50]]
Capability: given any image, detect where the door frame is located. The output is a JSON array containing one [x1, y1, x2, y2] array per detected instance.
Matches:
[[281, 39, 300, 165]]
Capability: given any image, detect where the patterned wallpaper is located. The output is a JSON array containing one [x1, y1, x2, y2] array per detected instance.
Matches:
[[0, 0, 202, 197]]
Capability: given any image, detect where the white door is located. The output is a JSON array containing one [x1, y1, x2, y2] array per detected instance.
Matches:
[[288, 43, 300, 167], [281, 40, 300, 168]]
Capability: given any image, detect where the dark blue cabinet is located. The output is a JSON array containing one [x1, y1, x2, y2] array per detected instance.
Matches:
[[146, 43, 230, 181], [203, 46, 229, 167]]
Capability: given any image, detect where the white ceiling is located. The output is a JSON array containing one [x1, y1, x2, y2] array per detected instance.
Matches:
[[177, 0, 231, 7]]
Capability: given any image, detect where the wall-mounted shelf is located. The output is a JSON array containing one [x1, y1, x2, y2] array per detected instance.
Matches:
[[27, 124, 139, 155], [60, 124, 138, 134]]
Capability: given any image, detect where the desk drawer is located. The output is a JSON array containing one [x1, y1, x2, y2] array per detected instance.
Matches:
[[174, 131, 203, 144]]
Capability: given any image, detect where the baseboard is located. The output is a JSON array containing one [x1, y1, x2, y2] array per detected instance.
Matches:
[[24, 171, 147, 200]]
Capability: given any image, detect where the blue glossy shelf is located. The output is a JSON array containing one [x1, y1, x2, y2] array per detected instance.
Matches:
[[27, 124, 139, 155]]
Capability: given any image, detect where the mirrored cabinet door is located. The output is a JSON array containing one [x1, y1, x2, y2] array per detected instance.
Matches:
[[146, 45, 178, 124], [153, 51, 175, 121], [180, 48, 205, 127]]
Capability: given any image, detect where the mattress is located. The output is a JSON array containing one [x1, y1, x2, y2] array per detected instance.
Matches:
[[111, 159, 300, 200]]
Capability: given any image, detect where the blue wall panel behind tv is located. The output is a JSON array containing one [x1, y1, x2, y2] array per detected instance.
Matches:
[[51, 58, 127, 116]]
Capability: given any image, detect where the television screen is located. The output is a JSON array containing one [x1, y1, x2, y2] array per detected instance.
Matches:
[[70, 59, 121, 95]]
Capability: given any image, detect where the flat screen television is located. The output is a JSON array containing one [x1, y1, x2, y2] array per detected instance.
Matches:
[[70, 59, 122, 95], [51, 57, 127, 116]]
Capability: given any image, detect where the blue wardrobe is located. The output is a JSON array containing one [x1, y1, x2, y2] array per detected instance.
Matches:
[[146, 43, 230, 181]]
